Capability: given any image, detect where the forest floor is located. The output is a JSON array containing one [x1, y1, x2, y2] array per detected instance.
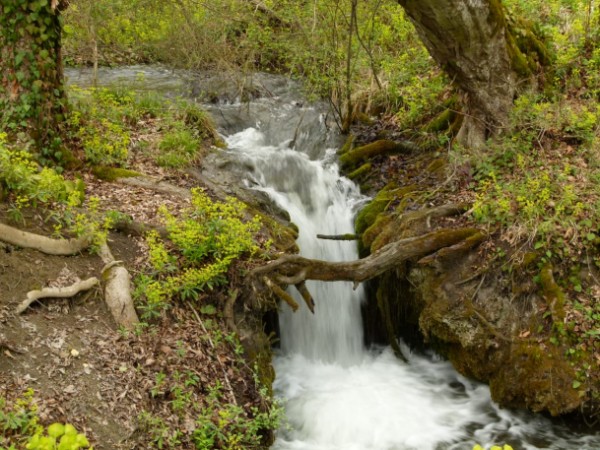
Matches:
[[0, 166, 269, 448]]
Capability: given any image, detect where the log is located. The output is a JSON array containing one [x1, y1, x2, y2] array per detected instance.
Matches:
[[0, 222, 91, 256], [15, 277, 99, 314]]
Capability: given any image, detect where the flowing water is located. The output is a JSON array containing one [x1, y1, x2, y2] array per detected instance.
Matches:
[[66, 66, 600, 450]]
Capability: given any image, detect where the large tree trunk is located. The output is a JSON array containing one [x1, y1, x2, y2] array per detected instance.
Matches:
[[0, 0, 68, 157], [398, 0, 520, 148]]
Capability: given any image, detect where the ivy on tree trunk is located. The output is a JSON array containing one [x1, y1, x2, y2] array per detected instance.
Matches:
[[0, 0, 68, 161]]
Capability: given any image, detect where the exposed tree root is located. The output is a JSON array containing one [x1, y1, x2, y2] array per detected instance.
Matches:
[[99, 243, 139, 330], [0, 221, 139, 329], [116, 176, 191, 199], [0, 222, 91, 255], [253, 228, 483, 310], [15, 277, 99, 314]]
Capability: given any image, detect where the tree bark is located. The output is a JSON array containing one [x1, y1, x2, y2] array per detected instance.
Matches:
[[0, 1, 68, 155], [397, 0, 519, 147]]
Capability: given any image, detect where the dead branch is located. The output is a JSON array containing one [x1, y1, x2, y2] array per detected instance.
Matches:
[[316, 233, 360, 241], [99, 243, 139, 330], [15, 277, 99, 314], [253, 228, 483, 309], [0, 222, 91, 256]]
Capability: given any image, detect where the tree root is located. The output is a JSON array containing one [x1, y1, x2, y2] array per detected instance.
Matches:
[[15, 277, 99, 314], [253, 227, 483, 310], [99, 243, 139, 330], [0, 222, 91, 255], [116, 176, 191, 199], [0, 221, 139, 329]]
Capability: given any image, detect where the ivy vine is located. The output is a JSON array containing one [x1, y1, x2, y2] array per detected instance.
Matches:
[[0, 0, 68, 163]]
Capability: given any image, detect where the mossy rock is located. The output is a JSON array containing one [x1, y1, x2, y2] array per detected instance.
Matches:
[[489, 343, 580, 415], [92, 166, 141, 181], [340, 140, 412, 169]]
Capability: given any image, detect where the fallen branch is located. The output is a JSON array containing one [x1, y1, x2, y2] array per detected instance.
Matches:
[[316, 233, 360, 241], [15, 277, 99, 314], [99, 243, 139, 330], [0, 222, 91, 256], [253, 228, 483, 310]]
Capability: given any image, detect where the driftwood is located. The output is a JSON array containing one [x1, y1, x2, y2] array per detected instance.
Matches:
[[99, 243, 139, 330], [0, 222, 91, 256], [15, 277, 99, 314], [253, 228, 482, 309]]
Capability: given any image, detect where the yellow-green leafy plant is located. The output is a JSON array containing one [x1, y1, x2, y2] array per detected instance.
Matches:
[[26, 423, 92, 450], [135, 188, 262, 319], [0, 132, 85, 222]]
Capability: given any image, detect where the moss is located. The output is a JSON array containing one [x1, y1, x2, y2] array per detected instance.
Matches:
[[340, 140, 409, 169], [489, 343, 580, 415], [540, 263, 566, 323], [336, 134, 355, 156], [253, 212, 299, 253], [425, 157, 447, 174], [92, 166, 141, 181], [347, 162, 371, 180], [425, 109, 457, 132], [362, 213, 393, 250], [354, 182, 397, 236]]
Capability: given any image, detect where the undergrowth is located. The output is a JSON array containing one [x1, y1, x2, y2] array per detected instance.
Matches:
[[0, 389, 92, 450], [134, 188, 263, 321]]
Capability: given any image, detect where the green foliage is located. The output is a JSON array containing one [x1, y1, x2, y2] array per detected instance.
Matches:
[[135, 189, 261, 320], [0, 132, 85, 221], [26, 423, 92, 450], [67, 86, 131, 166], [67, 85, 216, 170], [0, 389, 42, 448], [0, 390, 92, 450], [157, 129, 200, 168], [0, 0, 67, 160], [139, 361, 282, 450]]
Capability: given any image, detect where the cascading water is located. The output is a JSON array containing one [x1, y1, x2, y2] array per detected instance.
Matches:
[[220, 85, 600, 450], [67, 66, 600, 450]]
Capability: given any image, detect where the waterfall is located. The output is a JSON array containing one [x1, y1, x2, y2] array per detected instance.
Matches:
[[224, 112, 600, 450]]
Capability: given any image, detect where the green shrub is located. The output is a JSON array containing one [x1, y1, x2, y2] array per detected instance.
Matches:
[[136, 188, 261, 319]]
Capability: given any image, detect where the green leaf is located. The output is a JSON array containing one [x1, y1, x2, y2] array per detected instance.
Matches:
[[47, 423, 65, 438], [200, 305, 217, 315], [572, 380, 582, 389], [586, 233, 597, 241]]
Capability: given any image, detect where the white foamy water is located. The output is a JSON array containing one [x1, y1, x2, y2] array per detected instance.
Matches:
[[226, 125, 600, 450]]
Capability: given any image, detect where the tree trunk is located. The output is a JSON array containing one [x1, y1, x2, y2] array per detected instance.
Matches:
[[397, 0, 520, 148], [0, 0, 68, 158]]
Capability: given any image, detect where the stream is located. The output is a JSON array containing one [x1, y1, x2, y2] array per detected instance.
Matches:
[[66, 66, 600, 450]]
